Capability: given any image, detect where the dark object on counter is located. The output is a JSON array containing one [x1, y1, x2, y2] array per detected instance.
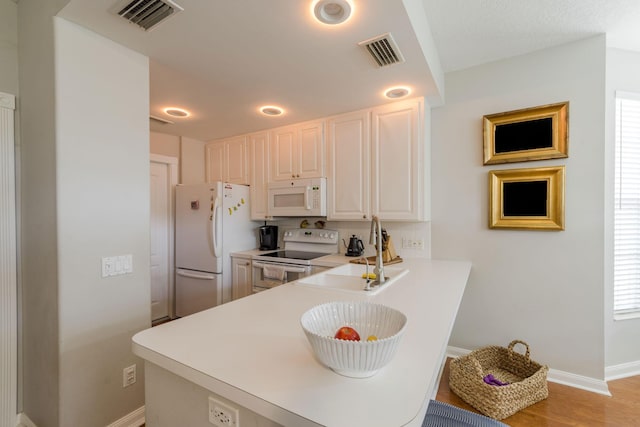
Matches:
[[343, 235, 364, 257], [259, 225, 278, 250]]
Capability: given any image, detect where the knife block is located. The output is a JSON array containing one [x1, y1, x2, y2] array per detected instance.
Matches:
[[376, 235, 398, 263]]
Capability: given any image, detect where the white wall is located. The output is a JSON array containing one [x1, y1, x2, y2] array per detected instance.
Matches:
[[54, 17, 150, 426], [18, 3, 151, 424], [18, 1, 62, 423], [432, 37, 606, 380], [150, 131, 206, 184], [150, 131, 180, 158], [181, 136, 206, 184], [605, 48, 640, 369]]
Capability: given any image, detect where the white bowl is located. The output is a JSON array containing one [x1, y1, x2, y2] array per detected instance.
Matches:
[[300, 301, 407, 378]]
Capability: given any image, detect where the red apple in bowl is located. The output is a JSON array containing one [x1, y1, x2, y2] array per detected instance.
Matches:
[[334, 326, 360, 341]]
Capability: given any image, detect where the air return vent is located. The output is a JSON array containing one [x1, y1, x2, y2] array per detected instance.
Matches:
[[114, 0, 183, 31], [149, 115, 174, 125], [358, 33, 405, 67]]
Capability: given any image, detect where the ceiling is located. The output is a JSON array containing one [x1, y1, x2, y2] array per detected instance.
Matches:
[[58, 0, 640, 142]]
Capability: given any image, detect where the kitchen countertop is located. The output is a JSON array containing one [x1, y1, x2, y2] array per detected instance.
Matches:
[[132, 258, 471, 427]]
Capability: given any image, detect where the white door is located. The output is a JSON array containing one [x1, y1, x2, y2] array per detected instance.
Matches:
[[150, 155, 177, 321]]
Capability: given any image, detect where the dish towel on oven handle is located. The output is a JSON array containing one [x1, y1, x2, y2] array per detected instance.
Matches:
[[263, 264, 286, 281]]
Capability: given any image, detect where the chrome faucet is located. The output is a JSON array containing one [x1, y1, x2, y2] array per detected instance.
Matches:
[[359, 256, 372, 291], [369, 215, 386, 286]]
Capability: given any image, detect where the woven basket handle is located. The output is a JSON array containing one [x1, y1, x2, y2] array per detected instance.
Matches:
[[469, 355, 485, 378], [508, 340, 531, 361]]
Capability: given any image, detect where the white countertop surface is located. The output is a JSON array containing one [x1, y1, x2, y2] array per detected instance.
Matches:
[[133, 258, 471, 427]]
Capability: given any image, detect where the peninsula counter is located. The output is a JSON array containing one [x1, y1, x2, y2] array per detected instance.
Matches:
[[133, 258, 471, 427]]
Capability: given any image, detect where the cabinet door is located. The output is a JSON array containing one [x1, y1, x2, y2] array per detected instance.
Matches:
[[231, 257, 253, 300], [270, 126, 297, 181], [205, 141, 224, 183], [327, 111, 370, 220], [249, 131, 271, 220], [371, 98, 424, 221], [225, 135, 248, 185], [297, 120, 324, 179]]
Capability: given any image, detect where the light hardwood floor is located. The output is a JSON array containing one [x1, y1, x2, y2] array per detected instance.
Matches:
[[436, 358, 640, 426]]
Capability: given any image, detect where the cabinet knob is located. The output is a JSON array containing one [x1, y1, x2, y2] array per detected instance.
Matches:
[[245, 262, 250, 266], [363, 215, 367, 219]]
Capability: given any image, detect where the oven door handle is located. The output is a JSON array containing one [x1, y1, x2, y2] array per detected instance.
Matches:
[[252, 261, 309, 273]]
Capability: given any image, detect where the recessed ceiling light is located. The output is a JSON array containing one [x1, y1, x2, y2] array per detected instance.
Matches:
[[312, 0, 353, 25], [163, 107, 190, 118], [384, 86, 411, 99], [259, 105, 284, 116]]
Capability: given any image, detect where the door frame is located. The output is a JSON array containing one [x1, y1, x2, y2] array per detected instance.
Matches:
[[0, 92, 17, 426], [150, 154, 178, 320]]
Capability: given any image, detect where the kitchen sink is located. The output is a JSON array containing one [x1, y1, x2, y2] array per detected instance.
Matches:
[[296, 263, 409, 295]]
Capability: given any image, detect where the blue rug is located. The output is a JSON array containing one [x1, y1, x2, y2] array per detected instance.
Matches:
[[422, 400, 508, 427]]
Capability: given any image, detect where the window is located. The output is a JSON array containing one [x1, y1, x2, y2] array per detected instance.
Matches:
[[614, 91, 640, 318]]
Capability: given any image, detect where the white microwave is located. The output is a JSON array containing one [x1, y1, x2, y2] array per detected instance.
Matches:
[[267, 177, 327, 217]]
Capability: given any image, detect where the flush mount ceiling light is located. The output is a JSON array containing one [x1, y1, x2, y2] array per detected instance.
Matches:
[[163, 107, 190, 118], [384, 86, 411, 99], [259, 105, 284, 116], [312, 0, 353, 25]]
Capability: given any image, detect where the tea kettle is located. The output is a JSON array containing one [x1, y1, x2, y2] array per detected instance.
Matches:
[[343, 235, 364, 257]]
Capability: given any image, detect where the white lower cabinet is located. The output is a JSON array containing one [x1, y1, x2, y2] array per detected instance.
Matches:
[[327, 97, 427, 221], [232, 256, 253, 300]]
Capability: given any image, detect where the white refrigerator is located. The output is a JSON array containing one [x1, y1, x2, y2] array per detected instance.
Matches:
[[175, 182, 256, 317]]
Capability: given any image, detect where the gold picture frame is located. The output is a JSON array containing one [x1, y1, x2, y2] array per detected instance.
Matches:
[[483, 102, 569, 165], [489, 166, 565, 230]]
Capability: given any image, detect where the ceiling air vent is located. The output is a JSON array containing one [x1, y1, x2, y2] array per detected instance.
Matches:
[[114, 0, 183, 32], [358, 33, 405, 68]]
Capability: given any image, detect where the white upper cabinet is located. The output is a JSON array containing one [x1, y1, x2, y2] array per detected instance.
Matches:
[[249, 131, 271, 220], [371, 98, 424, 221], [205, 135, 248, 185], [327, 97, 427, 222], [205, 140, 224, 183], [270, 120, 324, 181], [327, 110, 371, 220]]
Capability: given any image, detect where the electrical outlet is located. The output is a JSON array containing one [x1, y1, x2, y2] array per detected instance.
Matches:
[[123, 364, 136, 387], [208, 397, 239, 427], [402, 238, 425, 250]]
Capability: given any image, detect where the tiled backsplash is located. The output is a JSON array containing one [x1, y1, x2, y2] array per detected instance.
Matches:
[[261, 218, 431, 259]]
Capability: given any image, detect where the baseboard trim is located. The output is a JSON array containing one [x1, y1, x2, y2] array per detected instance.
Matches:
[[446, 346, 611, 396], [606, 360, 640, 381], [17, 407, 145, 427], [106, 406, 145, 427], [16, 413, 37, 427]]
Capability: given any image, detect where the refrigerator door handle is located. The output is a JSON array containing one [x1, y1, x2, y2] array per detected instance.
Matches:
[[176, 269, 216, 280], [211, 195, 221, 257]]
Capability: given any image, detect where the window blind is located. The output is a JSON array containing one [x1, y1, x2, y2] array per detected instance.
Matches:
[[614, 92, 640, 316]]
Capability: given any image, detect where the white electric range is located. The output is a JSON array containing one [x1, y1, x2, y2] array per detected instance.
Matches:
[[251, 228, 339, 293]]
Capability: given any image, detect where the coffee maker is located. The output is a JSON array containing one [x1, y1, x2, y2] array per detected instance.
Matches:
[[258, 225, 278, 251]]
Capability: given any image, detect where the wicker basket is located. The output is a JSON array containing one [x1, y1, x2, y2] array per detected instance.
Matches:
[[449, 340, 548, 420]]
